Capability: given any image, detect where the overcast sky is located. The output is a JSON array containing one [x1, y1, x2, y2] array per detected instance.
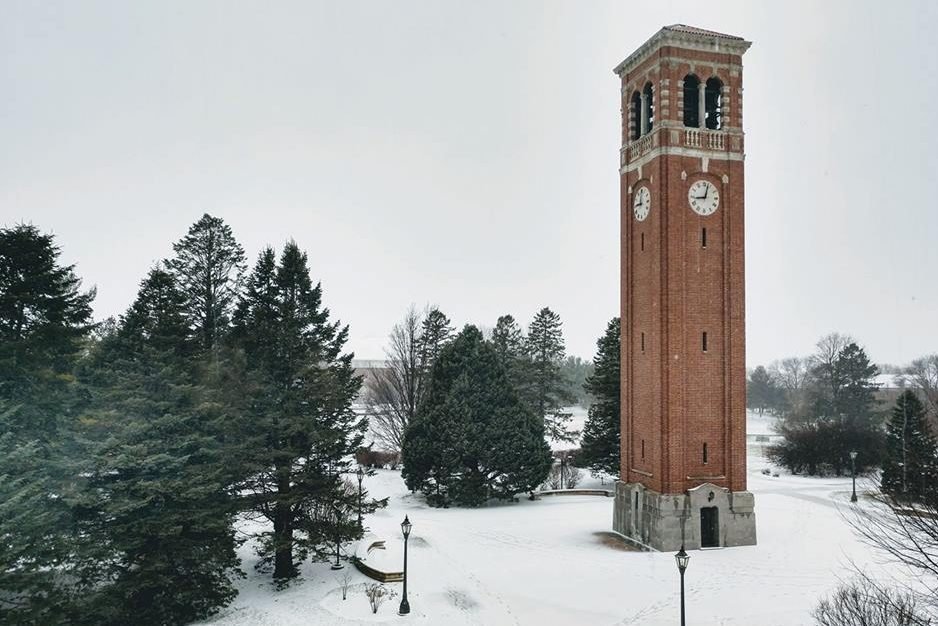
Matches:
[[3, 1, 937, 366]]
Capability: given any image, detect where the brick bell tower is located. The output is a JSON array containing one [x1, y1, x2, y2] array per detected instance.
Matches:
[[612, 25, 756, 550]]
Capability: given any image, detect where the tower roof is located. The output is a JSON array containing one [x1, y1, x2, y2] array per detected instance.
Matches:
[[661, 24, 745, 41], [614, 24, 751, 76]]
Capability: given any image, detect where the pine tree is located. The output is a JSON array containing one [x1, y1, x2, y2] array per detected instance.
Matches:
[[491, 314, 525, 364], [402, 326, 552, 507], [882, 390, 938, 502], [418, 307, 454, 371], [230, 242, 366, 583], [579, 318, 621, 477], [747, 366, 775, 416], [526, 307, 575, 442], [0, 224, 95, 622], [77, 266, 241, 625], [167, 213, 246, 353]]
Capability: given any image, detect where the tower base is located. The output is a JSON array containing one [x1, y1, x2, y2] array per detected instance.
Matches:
[[613, 481, 756, 551]]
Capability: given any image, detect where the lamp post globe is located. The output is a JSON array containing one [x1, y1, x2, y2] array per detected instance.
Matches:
[[399, 516, 412, 616], [675, 544, 689, 626]]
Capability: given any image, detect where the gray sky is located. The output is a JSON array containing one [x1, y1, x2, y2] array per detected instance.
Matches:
[[3, 1, 937, 366]]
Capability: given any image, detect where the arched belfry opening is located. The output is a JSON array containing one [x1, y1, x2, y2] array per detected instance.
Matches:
[[630, 91, 642, 141], [705, 77, 723, 130], [683, 74, 701, 127], [642, 82, 655, 133]]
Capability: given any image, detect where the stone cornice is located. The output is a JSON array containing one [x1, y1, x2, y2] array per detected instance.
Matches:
[[614, 27, 751, 77]]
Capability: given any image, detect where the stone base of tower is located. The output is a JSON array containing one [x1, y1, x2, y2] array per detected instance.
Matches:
[[613, 481, 756, 551]]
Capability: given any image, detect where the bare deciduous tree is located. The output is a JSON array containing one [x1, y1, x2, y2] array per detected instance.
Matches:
[[814, 579, 930, 626], [363, 305, 452, 452], [363, 307, 423, 452], [907, 355, 938, 422], [338, 569, 353, 601]]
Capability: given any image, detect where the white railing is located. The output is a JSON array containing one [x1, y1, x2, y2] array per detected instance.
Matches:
[[628, 133, 654, 160], [684, 129, 725, 150]]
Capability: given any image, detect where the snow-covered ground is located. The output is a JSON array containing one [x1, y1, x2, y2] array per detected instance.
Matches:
[[201, 439, 900, 626]]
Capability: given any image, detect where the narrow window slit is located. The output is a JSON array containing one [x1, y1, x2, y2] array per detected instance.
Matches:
[[702, 331, 708, 352], [703, 443, 709, 464], [641, 232, 645, 251], [641, 332, 645, 352], [701, 227, 707, 248]]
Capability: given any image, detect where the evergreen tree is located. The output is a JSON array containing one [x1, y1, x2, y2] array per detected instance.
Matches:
[[230, 242, 366, 583], [769, 339, 884, 475], [831, 343, 880, 425], [491, 314, 525, 365], [526, 307, 575, 441], [402, 326, 552, 507], [882, 390, 938, 502], [747, 366, 776, 416], [560, 356, 594, 406], [490, 314, 533, 403], [76, 267, 241, 625], [579, 318, 621, 477], [417, 307, 454, 372], [0, 224, 95, 621], [167, 213, 246, 353]]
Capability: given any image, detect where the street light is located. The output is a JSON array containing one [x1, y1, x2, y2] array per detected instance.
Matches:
[[675, 544, 690, 626], [356, 466, 365, 529], [331, 506, 344, 570], [560, 456, 566, 490], [399, 516, 412, 616], [850, 450, 858, 503]]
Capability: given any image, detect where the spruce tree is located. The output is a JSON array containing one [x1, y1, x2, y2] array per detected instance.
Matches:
[[490, 314, 533, 403], [0, 224, 95, 622], [882, 390, 938, 502], [418, 307, 454, 371], [402, 326, 552, 507], [167, 213, 246, 353], [77, 266, 240, 625], [230, 242, 366, 583], [491, 314, 525, 365], [526, 307, 575, 442], [579, 318, 621, 477]]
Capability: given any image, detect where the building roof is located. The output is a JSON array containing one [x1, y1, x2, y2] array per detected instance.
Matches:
[[662, 24, 745, 41], [613, 24, 751, 77]]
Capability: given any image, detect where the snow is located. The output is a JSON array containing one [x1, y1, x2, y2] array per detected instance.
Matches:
[[200, 446, 903, 626]]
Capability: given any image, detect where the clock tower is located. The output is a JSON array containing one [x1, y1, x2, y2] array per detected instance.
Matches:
[[612, 25, 756, 550]]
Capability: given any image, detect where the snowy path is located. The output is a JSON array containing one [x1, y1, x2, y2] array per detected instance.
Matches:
[[202, 452, 897, 626]]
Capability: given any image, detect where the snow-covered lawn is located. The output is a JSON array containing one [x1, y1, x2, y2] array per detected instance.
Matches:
[[201, 446, 897, 626]]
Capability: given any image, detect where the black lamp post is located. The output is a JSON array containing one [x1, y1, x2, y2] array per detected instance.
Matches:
[[675, 544, 690, 626], [331, 507, 344, 570], [399, 515, 412, 616], [560, 455, 566, 490], [356, 466, 365, 529], [850, 450, 858, 503]]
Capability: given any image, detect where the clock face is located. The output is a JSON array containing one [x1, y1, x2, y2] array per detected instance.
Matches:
[[688, 180, 720, 216], [633, 186, 651, 222]]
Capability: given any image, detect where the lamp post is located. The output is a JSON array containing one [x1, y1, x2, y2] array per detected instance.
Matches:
[[850, 450, 858, 503], [399, 516, 412, 616], [356, 466, 365, 529], [331, 507, 344, 570], [675, 544, 689, 626], [560, 455, 566, 490]]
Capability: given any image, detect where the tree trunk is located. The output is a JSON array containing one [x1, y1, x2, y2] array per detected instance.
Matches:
[[273, 471, 294, 580]]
